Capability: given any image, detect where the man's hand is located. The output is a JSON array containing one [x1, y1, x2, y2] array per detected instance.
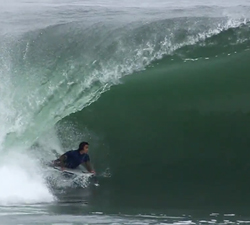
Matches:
[[90, 170, 96, 174]]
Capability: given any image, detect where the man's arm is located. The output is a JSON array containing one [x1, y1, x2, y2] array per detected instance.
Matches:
[[59, 154, 67, 168], [82, 161, 95, 173], [59, 151, 70, 169]]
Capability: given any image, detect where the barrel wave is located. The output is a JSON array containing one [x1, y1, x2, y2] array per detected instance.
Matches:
[[0, 11, 250, 208]]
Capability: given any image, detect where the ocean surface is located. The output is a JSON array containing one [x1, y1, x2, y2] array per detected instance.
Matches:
[[1, 0, 250, 224]]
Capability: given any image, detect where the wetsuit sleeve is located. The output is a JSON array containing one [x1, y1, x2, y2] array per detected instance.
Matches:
[[64, 150, 73, 157], [82, 154, 90, 163]]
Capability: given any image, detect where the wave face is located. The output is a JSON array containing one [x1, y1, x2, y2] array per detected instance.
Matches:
[[65, 26, 250, 182], [60, 21, 250, 205], [1, 0, 250, 205]]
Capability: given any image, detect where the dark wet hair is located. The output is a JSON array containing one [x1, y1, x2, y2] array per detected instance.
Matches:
[[78, 141, 89, 151]]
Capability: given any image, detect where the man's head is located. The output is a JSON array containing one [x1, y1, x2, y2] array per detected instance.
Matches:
[[78, 141, 89, 154]]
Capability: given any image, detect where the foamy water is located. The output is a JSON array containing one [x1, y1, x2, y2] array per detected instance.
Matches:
[[0, 152, 54, 205]]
